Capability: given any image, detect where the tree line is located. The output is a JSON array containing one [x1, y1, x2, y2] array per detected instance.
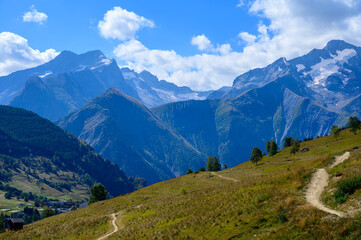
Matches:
[[249, 116, 361, 165]]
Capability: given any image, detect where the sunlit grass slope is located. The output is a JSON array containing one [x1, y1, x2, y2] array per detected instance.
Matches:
[[2, 129, 361, 240]]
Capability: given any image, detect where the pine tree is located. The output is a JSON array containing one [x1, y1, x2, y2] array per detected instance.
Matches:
[[206, 157, 214, 172], [348, 116, 361, 135], [213, 157, 221, 171], [88, 183, 107, 204], [206, 156, 221, 171], [266, 141, 271, 153], [269, 140, 278, 156], [284, 137, 294, 148], [42, 207, 54, 219], [290, 138, 300, 155], [250, 147, 262, 165], [331, 125, 341, 140]]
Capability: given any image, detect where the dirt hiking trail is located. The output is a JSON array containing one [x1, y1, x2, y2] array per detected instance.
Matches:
[[97, 211, 124, 240], [305, 152, 351, 218], [211, 172, 239, 182]]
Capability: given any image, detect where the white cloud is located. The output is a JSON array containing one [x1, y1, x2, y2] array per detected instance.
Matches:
[[238, 32, 257, 44], [98, 7, 154, 41], [112, 1, 361, 91], [191, 34, 232, 55], [191, 35, 212, 51], [237, 0, 249, 7], [23, 5, 48, 24], [0, 32, 58, 76], [114, 40, 253, 90], [244, 0, 361, 59]]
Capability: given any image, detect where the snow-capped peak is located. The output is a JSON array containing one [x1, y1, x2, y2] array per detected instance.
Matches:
[[308, 48, 356, 86]]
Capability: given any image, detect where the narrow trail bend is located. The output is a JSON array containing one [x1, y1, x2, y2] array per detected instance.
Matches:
[[305, 152, 350, 218], [97, 212, 124, 240], [211, 172, 239, 182]]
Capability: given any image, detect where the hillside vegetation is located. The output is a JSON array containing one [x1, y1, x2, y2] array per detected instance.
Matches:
[[2, 129, 361, 239], [0, 105, 135, 201]]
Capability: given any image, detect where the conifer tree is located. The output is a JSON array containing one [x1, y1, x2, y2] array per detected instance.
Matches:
[[269, 140, 278, 156], [250, 147, 262, 165]]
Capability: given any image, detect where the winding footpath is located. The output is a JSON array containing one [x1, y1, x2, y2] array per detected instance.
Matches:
[[97, 212, 123, 240], [211, 172, 239, 182], [305, 152, 350, 218]]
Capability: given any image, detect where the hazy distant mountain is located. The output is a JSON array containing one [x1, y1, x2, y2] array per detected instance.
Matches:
[[206, 86, 232, 100], [4, 50, 211, 121], [58, 88, 205, 184], [0, 105, 135, 198], [120, 68, 213, 108]]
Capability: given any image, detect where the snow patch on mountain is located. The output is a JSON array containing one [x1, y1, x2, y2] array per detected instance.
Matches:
[[39, 72, 52, 78], [308, 49, 356, 87], [90, 58, 113, 70], [122, 72, 137, 79], [296, 64, 305, 72]]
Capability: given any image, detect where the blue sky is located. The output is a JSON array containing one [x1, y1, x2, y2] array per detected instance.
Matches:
[[0, 0, 259, 55], [1, 0, 361, 90]]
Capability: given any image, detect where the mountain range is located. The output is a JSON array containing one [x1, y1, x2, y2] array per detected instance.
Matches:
[[212, 40, 361, 115], [1, 39, 360, 183], [153, 40, 361, 166], [0, 50, 210, 121], [58, 88, 205, 184]]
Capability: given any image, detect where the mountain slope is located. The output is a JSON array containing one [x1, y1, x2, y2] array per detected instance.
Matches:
[[0, 105, 135, 199], [3, 129, 361, 239], [153, 73, 343, 167], [58, 88, 205, 184]]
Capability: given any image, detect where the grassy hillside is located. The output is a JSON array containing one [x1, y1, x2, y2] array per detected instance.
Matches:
[[2, 129, 361, 239]]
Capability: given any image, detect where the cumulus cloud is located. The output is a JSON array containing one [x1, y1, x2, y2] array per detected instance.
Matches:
[[191, 35, 212, 51], [112, 1, 361, 90], [114, 40, 251, 90], [23, 5, 48, 24], [243, 0, 361, 58], [238, 32, 257, 44], [191, 34, 232, 55], [0, 32, 58, 76], [98, 7, 154, 40]]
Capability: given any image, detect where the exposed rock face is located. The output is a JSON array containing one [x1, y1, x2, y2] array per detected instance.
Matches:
[[153, 67, 343, 167]]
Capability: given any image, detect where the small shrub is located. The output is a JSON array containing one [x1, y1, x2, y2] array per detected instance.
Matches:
[[334, 176, 361, 204], [277, 214, 288, 223]]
